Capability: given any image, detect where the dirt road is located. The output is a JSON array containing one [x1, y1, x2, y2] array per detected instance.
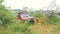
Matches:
[[29, 23, 60, 34]]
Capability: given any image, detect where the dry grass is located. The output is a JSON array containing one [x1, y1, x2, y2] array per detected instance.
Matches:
[[29, 16, 60, 34], [34, 16, 47, 24]]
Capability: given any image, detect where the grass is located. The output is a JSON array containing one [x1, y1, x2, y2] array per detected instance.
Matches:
[[0, 21, 30, 34], [0, 11, 60, 34], [46, 16, 60, 26]]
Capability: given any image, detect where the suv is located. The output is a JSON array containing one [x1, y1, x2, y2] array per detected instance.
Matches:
[[17, 12, 34, 24]]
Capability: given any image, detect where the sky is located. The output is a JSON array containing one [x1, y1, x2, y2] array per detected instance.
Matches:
[[2, 0, 60, 10]]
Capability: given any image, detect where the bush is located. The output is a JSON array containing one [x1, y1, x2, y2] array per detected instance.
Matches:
[[46, 16, 60, 25], [0, 4, 18, 26]]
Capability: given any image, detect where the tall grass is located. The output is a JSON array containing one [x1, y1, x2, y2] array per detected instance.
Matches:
[[0, 10, 60, 34], [46, 16, 60, 26]]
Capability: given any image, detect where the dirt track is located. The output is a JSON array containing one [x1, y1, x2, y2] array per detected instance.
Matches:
[[29, 22, 60, 34], [28, 16, 60, 34]]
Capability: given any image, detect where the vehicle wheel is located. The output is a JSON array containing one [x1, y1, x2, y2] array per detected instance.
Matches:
[[29, 18, 35, 24]]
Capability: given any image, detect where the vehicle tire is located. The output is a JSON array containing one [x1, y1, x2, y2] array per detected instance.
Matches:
[[29, 18, 35, 24]]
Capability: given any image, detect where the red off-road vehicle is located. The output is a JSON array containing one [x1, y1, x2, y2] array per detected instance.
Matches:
[[17, 12, 34, 24]]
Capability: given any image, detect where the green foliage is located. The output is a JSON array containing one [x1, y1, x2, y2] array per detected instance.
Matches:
[[0, 0, 4, 4], [0, 1, 60, 33], [30, 12, 43, 18], [7, 22, 30, 34], [0, 5, 15, 25], [0, 2, 19, 26], [46, 16, 60, 25], [0, 0, 12, 25], [0, 1, 30, 34]]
